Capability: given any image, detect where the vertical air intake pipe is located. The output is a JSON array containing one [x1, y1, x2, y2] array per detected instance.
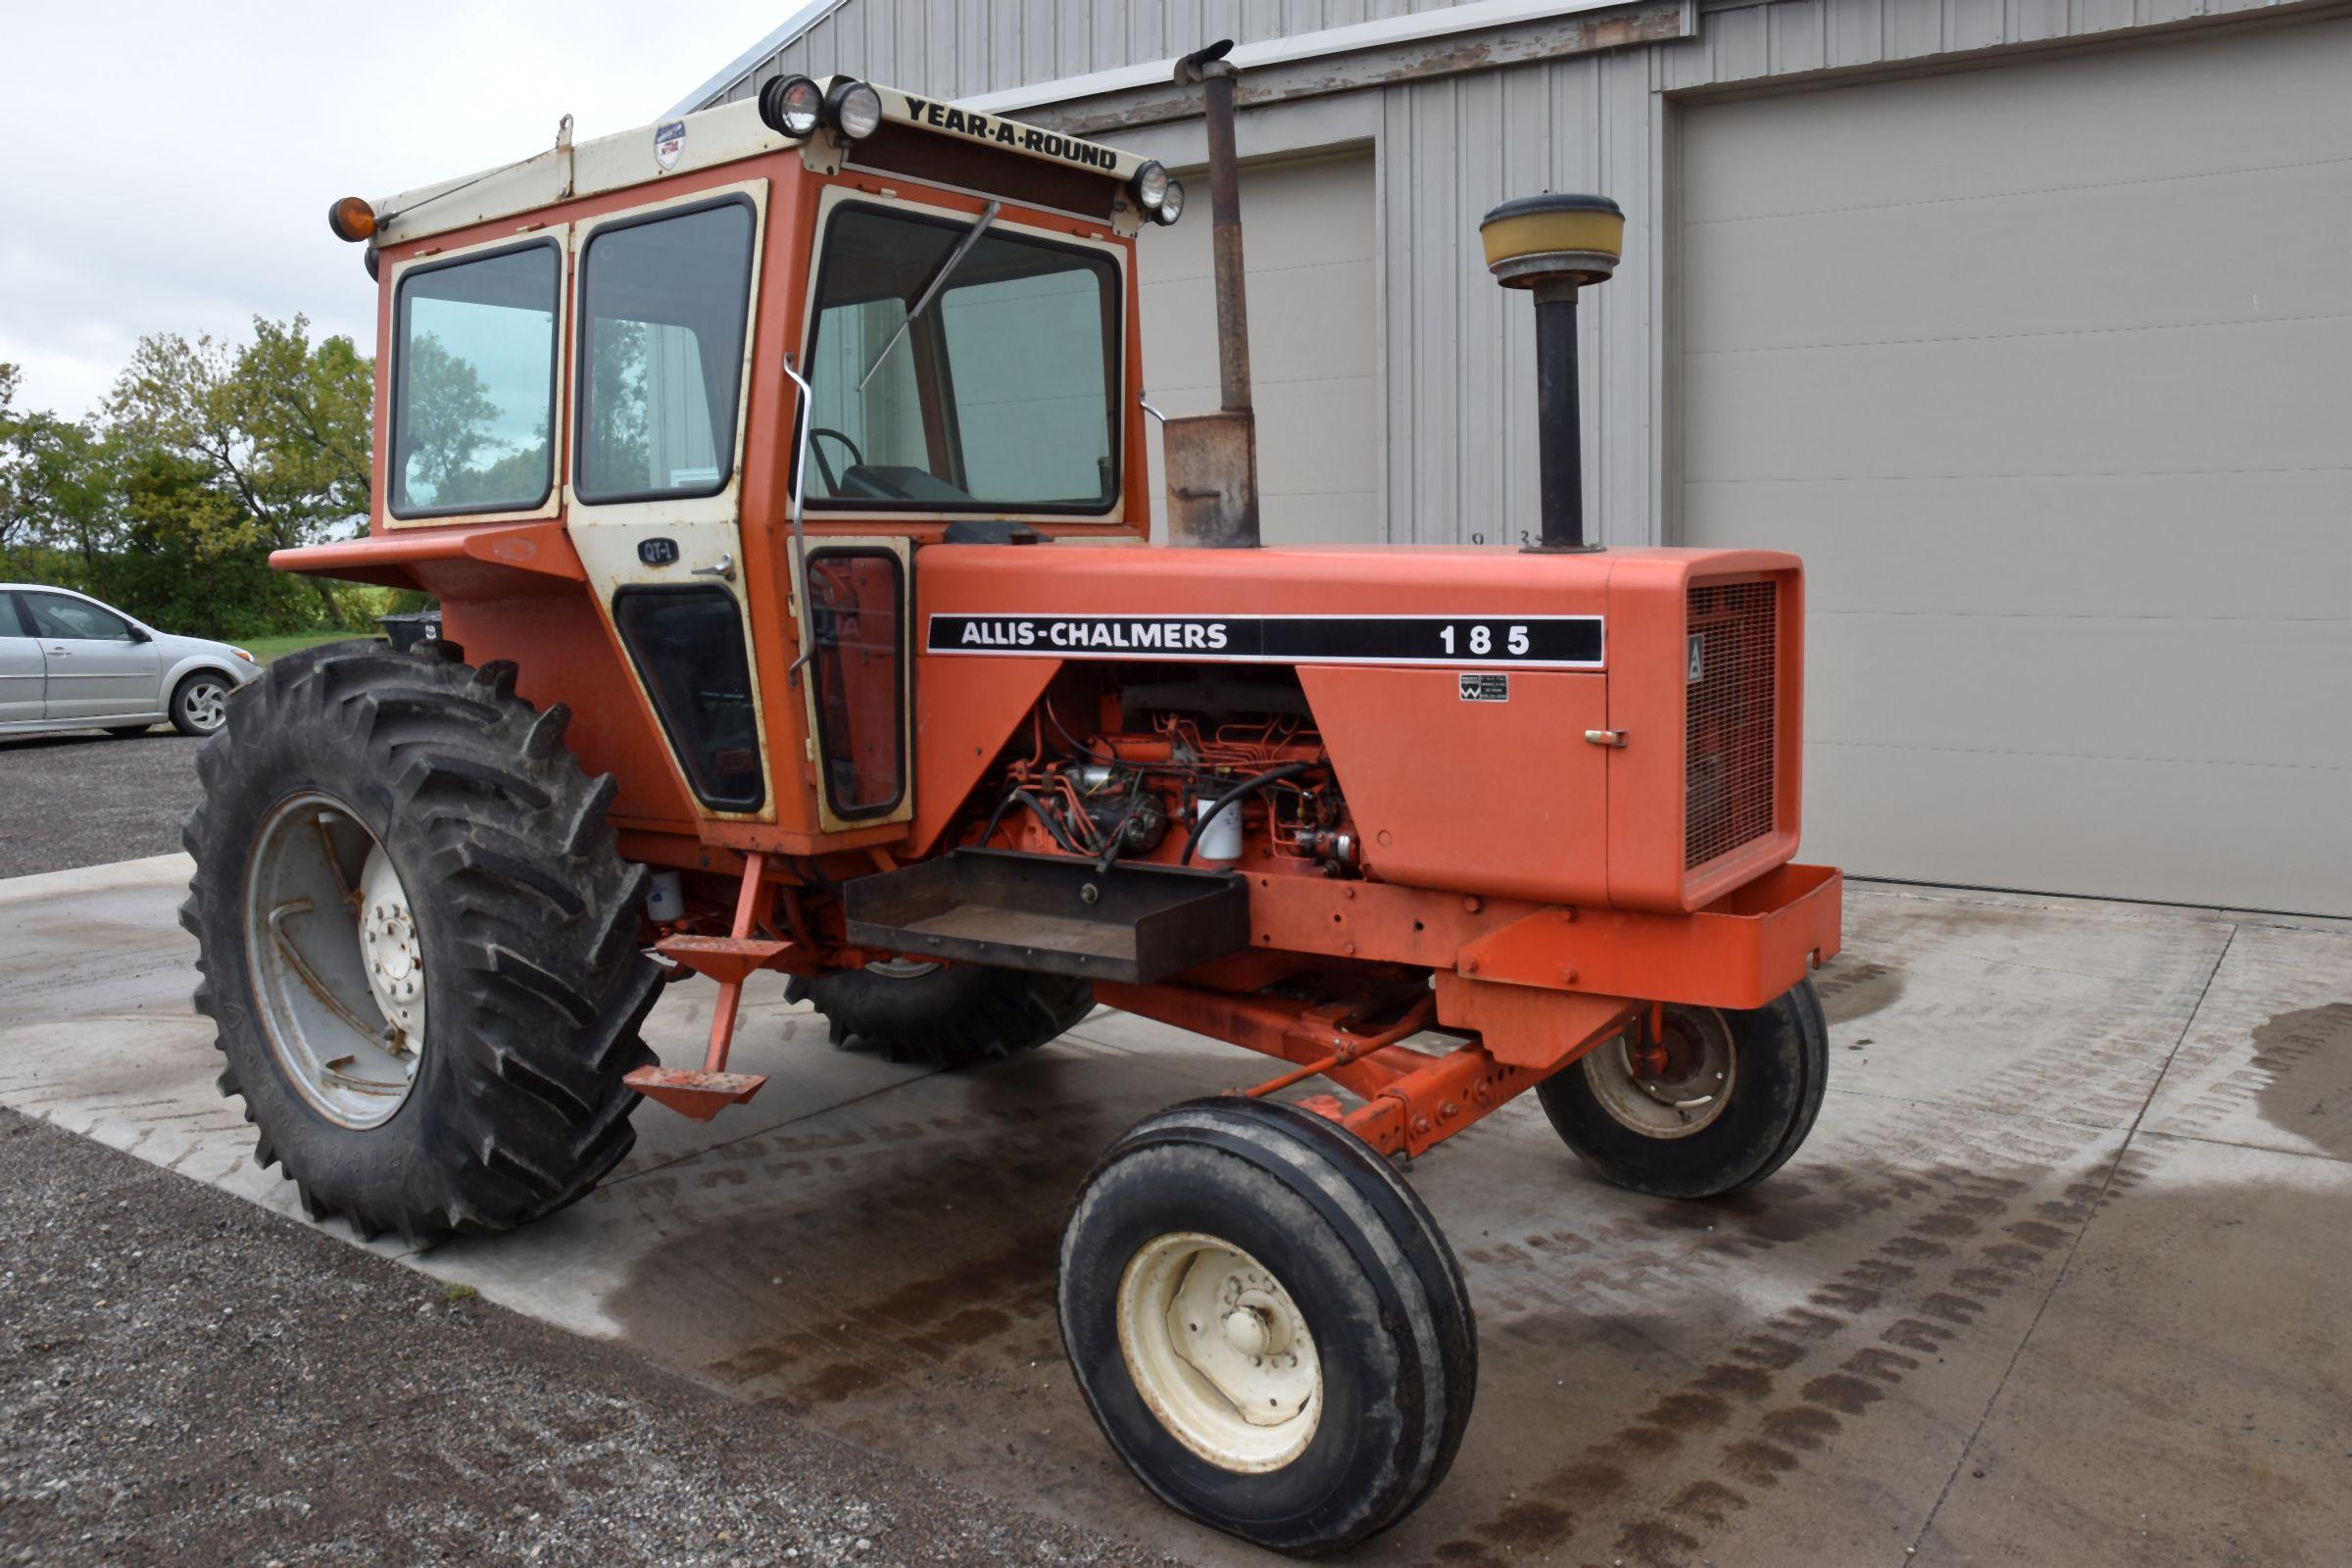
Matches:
[[1478, 194, 1625, 553]]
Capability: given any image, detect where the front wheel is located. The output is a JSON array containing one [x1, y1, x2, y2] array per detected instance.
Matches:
[[1536, 979, 1828, 1200], [1059, 1099, 1475, 1556]]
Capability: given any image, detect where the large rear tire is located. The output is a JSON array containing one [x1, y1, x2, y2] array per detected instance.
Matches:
[[1059, 1099, 1476, 1556], [1536, 979, 1829, 1200], [786, 961, 1093, 1068], [180, 639, 662, 1245]]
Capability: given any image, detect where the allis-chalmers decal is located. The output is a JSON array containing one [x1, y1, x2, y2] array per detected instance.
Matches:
[[926, 614, 1604, 668], [898, 95, 1120, 172]]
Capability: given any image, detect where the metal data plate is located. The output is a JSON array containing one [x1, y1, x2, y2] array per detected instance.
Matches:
[[842, 849, 1250, 984]]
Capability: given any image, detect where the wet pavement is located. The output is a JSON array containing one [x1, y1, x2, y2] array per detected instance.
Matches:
[[2, 852, 2347, 1566]]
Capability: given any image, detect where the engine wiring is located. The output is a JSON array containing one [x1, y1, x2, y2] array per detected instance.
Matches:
[[971, 693, 1349, 875]]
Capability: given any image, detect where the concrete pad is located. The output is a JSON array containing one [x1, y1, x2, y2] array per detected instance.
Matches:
[[2139, 921, 2352, 1163], [5, 854, 2347, 1564], [1917, 1133, 2352, 1566], [0, 853, 942, 1284], [1819, 886, 2230, 1131]]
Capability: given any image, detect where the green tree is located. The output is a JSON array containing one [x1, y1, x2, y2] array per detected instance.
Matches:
[[108, 316, 373, 624], [0, 369, 117, 574]]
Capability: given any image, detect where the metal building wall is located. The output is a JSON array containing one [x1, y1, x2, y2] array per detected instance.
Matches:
[[704, 0, 1474, 106], [695, 0, 2326, 548]]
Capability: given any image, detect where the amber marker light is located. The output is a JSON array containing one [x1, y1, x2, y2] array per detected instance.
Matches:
[[327, 196, 377, 243]]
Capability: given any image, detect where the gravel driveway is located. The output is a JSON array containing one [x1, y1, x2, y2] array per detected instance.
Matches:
[[0, 1109, 1177, 1568], [0, 730, 207, 880]]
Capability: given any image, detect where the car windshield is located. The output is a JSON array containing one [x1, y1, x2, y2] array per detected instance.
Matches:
[[804, 203, 1120, 514]]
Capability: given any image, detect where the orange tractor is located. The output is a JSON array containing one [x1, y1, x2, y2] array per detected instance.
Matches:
[[185, 45, 1841, 1554]]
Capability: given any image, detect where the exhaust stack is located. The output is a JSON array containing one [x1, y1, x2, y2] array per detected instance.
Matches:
[[1160, 39, 1260, 550], [1479, 194, 1625, 553]]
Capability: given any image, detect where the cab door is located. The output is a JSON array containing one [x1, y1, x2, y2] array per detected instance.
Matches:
[[563, 181, 776, 821], [21, 590, 161, 720], [800, 538, 913, 831]]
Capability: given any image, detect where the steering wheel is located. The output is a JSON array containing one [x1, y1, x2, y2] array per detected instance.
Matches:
[[808, 427, 865, 494]]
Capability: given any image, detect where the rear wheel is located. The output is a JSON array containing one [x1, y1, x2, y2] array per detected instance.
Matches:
[[1536, 980, 1828, 1200], [171, 670, 233, 736], [787, 960, 1093, 1068], [180, 639, 662, 1244], [1059, 1099, 1475, 1556]]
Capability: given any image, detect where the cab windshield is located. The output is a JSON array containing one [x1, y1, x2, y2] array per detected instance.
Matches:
[[803, 202, 1120, 514]]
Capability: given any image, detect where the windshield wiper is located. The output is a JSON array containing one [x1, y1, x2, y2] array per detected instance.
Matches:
[[858, 200, 1001, 392]]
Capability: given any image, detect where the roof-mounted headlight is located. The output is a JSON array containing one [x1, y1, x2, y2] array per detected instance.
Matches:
[[758, 74, 824, 139], [1151, 178, 1185, 226], [827, 78, 883, 140], [1130, 160, 1170, 214]]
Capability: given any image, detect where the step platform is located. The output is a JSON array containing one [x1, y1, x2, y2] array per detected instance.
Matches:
[[654, 934, 795, 986], [623, 1065, 769, 1121], [843, 848, 1249, 985]]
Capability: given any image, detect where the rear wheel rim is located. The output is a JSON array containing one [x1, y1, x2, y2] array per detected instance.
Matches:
[[182, 679, 228, 732], [242, 793, 424, 1129], [862, 957, 941, 980], [1584, 1006, 1737, 1139], [1116, 1231, 1322, 1472]]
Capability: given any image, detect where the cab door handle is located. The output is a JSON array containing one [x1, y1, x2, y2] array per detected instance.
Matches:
[[691, 554, 736, 582]]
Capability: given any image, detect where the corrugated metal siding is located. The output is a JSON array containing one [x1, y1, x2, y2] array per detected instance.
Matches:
[[705, 0, 1476, 106], [1378, 45, 1662, 546], [693, 0, 2318, 547]]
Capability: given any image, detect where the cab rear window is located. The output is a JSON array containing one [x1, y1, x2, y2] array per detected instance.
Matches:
[[388, 239, 562, 518]]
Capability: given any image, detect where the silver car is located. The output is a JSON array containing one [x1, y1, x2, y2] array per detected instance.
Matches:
[[0, 583, 264, 739]]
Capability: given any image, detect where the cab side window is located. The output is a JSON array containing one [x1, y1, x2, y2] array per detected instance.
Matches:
[[24, 593, 133, 641], [575, 199, 758, 503], [389, 240, 562, 517]]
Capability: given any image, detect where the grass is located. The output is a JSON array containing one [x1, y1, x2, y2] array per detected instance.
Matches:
[[241, 631, 385, 664]]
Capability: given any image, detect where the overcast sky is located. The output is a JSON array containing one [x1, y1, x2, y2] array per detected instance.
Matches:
[[0, 0, 790, 419]]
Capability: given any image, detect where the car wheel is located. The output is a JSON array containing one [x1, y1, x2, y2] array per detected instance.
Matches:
[[171, 671, 233, 736]]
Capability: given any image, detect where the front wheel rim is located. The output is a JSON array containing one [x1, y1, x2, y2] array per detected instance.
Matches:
[[183, 680, 228, 731], [1116, 1231, 1322, 1473], [242, 793, 425, 1129], [1584, 1006, 1738, 1139]]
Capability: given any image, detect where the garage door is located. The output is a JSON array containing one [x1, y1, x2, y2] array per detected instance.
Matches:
[[1137, 152, 1378, 545], [1680, 19, 2352, 915]]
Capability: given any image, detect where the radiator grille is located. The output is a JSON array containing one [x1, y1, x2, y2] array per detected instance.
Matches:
[[1685, 579, 1779, 870]]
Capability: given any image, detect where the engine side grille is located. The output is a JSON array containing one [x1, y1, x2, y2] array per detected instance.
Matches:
[[1685, 579, 1779, 870]]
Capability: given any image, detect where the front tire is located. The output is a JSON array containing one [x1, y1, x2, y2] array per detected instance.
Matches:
[[180, 640, 662, 1244], [1536, 980, 1829, 1200], [787, 960, 1093, 1068], [1059, 1099, 1475, 1556]]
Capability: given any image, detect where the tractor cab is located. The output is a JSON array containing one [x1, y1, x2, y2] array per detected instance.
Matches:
[[299, 75, 1173, 855]]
